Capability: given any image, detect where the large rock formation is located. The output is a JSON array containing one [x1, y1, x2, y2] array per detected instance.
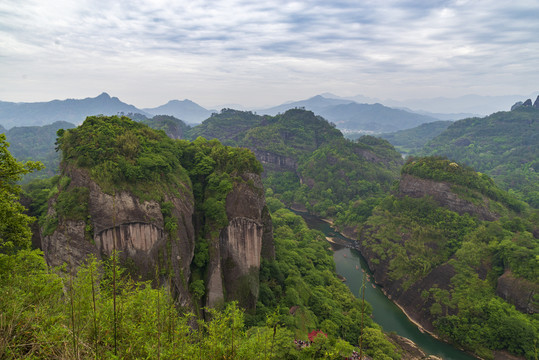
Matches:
[[496, 270, 539, 314], [206, 173, 274, 309], [42, 165, 273, 310], [42, 165, 196, 306], [399, 173, 499, 221]]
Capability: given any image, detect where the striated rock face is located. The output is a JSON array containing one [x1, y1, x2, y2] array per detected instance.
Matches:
[[496, 270, 539, 314], [253, 150, 297, 172], [42, 165, 196, 306], [399, 174, 499, 221], [206, 173, 274, 309]]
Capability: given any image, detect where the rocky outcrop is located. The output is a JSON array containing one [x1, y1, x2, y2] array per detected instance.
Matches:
[[253, 150, 297, 173], [42, 165, 196, 307], [206, 173, 274, 309], [387, 333, 443, 360], [496, 270, 538, 314], [399, 174, 499, 221]]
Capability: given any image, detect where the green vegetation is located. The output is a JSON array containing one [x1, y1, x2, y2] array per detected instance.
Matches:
[[360, 158, 539, 359], [250, 198, 401, 359], [192, 108, 403, 230], [0, 134, 43, 254], [420, 108, 539, 207], [57, 115, 190, 198], [378, 120, 452, 155], [3, 121, 75, 182], [187, 108, 263, 145], [140, 114, 190, 139], [403, 156, 527, 213], [1, 118, 405, 359]]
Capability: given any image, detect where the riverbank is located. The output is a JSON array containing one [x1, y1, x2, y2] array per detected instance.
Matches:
[[294, 209, 480, 360]]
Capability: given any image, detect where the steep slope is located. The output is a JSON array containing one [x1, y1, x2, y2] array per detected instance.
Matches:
[[39, 116, 273, 310], [357, 157, 538, 359], [420, 106, 539, 207], [0, 92, 148, 128]]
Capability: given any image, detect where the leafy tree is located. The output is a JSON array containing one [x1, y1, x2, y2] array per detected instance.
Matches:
[[0, 134, 42, 254]]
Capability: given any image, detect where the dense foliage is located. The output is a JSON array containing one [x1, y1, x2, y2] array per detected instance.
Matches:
[[250, 197, 401, 359], [187, 109, 263, 145], [0, 134, 43, 254], [360, 160, 539, 359], [377, 120, 452, 155], [1, 120, 404, 359], [403, 156, 527, 213], [141, 114, 191, 139], [2, 121, 75, 182], [420, 108, 539, 207], [191, 109, 403, 230]]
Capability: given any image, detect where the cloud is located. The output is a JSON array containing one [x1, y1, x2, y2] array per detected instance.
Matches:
[[0, 0, 538, 107]]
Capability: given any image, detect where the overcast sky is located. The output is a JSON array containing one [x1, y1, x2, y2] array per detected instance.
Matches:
[[1, 0, 538, 108]]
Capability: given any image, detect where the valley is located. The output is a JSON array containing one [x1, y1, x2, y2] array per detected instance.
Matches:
[[0, 98, 538, 359]]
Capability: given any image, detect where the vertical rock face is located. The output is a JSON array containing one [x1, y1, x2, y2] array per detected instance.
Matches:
[[206, 173, 274, 309], [42, 166, 196, 306], [496, 270, 539, 314], [42, 165, 273, 310]]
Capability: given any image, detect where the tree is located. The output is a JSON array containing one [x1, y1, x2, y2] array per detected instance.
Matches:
[[0, 134, 43, 254]]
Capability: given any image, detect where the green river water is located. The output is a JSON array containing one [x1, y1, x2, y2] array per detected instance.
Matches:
[[297, 211, 477, 360]]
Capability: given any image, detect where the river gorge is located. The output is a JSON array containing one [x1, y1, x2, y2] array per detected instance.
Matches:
[[297, 211, 477, 360]]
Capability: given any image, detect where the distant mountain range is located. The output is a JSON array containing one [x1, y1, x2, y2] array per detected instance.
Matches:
[[257, 95, 440, 133], [322, 92, 532, 117], [0, 93, 147, 129], [143, 99, 215, 124], [1, 91, 534, 132]]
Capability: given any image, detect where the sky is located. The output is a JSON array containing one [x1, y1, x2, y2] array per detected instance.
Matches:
[[1, 0, 539, 109]]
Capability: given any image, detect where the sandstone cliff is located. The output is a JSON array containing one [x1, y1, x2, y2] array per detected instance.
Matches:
[[206, 173, 274, 309], [399, 174, 499, 221], [42, 165, 196, 306], [496, 270, 538, 314]]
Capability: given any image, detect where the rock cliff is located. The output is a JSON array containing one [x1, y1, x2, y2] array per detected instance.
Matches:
[[496, 270, 538, 314], [41, 124, 273, 311], [206, 173, 274, 309], [42, 165, 196, 306], [399, 173, 499, 221]]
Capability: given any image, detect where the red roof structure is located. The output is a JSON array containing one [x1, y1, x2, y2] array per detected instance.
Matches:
[[308, 330, 327, 342]]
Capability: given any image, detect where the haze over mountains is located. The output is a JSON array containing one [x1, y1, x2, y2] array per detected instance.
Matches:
[[0, 91, 535, 132]]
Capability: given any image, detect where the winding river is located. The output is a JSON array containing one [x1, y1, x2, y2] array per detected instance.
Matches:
[[296, 211, 477, 360]]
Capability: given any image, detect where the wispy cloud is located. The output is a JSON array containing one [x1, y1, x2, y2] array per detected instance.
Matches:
[[0, 0, 538, 107]]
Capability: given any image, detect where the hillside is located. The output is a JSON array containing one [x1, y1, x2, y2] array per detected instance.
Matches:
[[420, 107, 539, 207], [357, 157, 538, 359], [2, 116, 412, 359], [4, 121, 76, 181], [190, 108, 403, 234], [140, 114, 191, 139], [0, 93, 148, 128], [376, 120, 453, 155]]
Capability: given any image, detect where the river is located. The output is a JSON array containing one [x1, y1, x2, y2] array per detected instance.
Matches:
[[296, 211, 477, 360]]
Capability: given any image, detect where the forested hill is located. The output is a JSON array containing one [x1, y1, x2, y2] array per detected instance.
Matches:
[[3, 121, 76, 181], [377, 120, 453, 155], [420, 107, 539, 207], [358, 156, 538, 359], [187, 108, 403, 233]]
